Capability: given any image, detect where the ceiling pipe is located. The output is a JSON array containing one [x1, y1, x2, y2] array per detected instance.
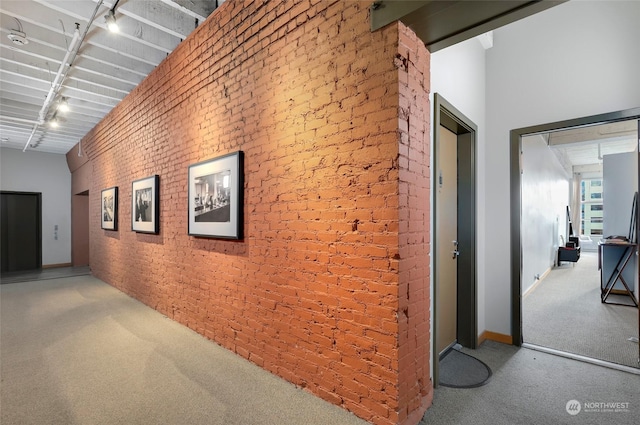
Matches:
[[23, 0, 105, 152], [22, 28, 80, 152], [23, 124, 40, 152], [37, 28, 81, 124], [65, 0, 105, 84]]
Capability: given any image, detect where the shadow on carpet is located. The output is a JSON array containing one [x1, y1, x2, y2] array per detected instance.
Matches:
[[0, 266, 90, 284], [439, 349, 492, 388]]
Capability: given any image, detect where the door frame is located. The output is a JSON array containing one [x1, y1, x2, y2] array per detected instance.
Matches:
[[509, 107, 640, 346], [1, 191, 42, 272], [433, 94, 478, 386]]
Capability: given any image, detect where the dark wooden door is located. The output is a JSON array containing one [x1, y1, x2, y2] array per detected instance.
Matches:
[[1, 192, 42, 272]]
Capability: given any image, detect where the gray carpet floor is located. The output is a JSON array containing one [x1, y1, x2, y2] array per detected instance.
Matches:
[[0, 276, 366, 425], [523, 252, 639, 368], [420, 340, 639, 425], [2, 274, 638, 425]]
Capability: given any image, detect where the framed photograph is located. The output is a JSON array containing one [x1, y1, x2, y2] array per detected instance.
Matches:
[[131, 175, 159, 234], [101, 186, 118, 231], [188, 151, 243, 239]]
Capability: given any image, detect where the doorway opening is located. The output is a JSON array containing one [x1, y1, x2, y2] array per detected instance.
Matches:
[[433, 94, 478, 386], [72, 191, 90, 267], [510, 107, 640, 371]]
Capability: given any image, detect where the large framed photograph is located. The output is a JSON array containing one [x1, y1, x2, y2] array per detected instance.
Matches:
[[131, 175, 159, 234], [188, 151, 243, 239], [101, 186, 118, 230]]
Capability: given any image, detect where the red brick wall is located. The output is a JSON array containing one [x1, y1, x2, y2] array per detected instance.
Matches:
[[79, 1, 431, 424], [396, 23, 432, 424]]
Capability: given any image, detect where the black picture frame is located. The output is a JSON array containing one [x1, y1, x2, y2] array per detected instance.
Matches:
[[131, 175, 159, 234], [188, 151, 243, 239], [101, 186, 118, 231]]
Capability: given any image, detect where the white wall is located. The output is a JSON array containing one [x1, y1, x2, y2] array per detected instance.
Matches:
[[0, 148, 72, 265], [521, 135, 570, 294], [603, 152, 638, 237], [602, 151, 638, 297], [483, 0, 640, 335], [431, 36, 487, 338]]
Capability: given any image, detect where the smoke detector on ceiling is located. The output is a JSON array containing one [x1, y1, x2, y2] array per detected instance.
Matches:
[[8, 30, 29, 46]]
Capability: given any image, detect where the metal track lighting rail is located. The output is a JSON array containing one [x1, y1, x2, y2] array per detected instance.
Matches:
[[22, 0, 106, 152]]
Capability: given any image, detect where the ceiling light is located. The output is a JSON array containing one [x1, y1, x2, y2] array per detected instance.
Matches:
[[58, 98, 69, 113], [105, 9, 119, 32], [49, 117, 59, 128]]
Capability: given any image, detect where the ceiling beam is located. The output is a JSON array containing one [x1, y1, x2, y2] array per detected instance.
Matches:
[[0, 21, 156, 78], [0, 0, 218, 154], [370, 0, 567, 52], [1, 57, 130, 97], [98, 0, 199, 39], [1, 2, 171, 65], [35, 0, 181, 54], [159, 0, 217, 22], [33, 0, 180, 54]]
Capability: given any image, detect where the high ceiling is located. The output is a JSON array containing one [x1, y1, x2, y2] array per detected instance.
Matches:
[[0, 0, 222, 155], [549, 120, 638, 169]]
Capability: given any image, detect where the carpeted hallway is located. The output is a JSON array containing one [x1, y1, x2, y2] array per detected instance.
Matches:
[[523, 252, 639, 368], [0, 275, 367, 425], [2, 274, 639, 424]]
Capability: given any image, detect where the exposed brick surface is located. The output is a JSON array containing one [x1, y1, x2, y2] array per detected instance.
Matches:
[[396, 23, 433, 425], [80, 1, 431, 424]]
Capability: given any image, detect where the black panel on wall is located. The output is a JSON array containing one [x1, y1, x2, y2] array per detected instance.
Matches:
[[1, 191, 42, 273]]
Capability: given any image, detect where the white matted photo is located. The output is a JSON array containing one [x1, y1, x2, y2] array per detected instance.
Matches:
[[101, 186, 118, 231], [131, 175, 159, 234], [188, 151, 243, 239]]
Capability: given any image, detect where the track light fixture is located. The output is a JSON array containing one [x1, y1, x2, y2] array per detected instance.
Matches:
[[105, 9, 118, 32], [58, 97, 69, 113], [48, 109, 60, 127], [105, 0, 121, 33]]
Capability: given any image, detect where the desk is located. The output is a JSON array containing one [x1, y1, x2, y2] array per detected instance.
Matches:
[[598, 241, 638, 307]]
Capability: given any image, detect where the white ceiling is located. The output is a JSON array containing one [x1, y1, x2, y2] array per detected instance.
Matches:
[[3, 1, 636, 164], [0, 0, 222, 155], [549, 120, 638, 169]]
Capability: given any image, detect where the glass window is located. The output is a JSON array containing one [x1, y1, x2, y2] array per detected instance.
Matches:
[[580, 178, 604, 236]]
